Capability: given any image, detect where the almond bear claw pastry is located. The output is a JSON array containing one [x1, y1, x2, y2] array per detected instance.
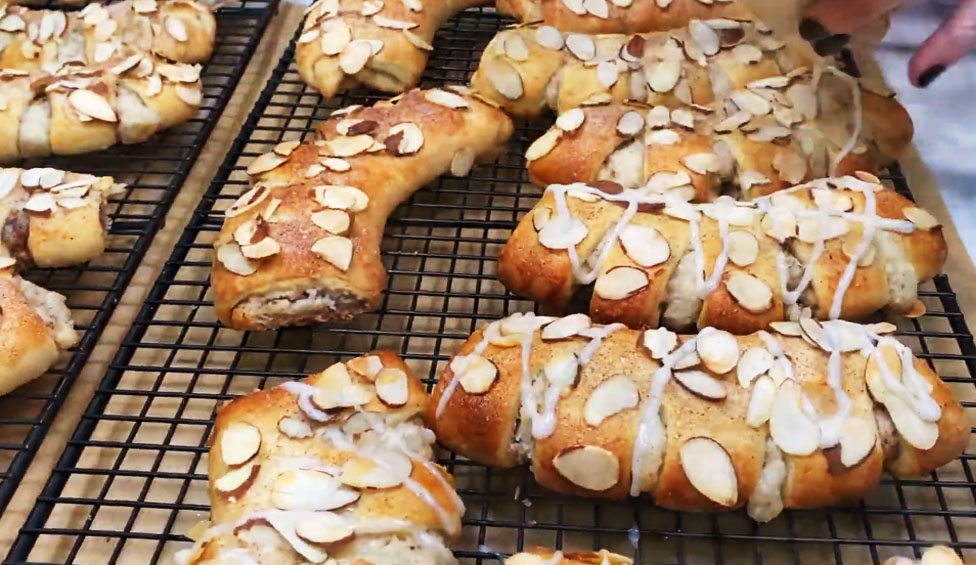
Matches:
[[211, 88, 513, 331], [496, 0, 752, 34], [296, 0, 485, 99], [498, 175, 946, 334], [175, 352, 465, 565], [428, 313, 968, 521]]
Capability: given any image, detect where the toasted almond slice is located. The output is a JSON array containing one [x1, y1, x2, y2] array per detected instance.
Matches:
[[645, 128, 681, 145], [317, 157, 349, 173], [146, 74, 163, 96], [619, 224, 670, 267], [646, 59, 681, 93], [526, 129, 562, 162], [220, 422, 262, 466], [903, 207, 940, 230], [215, 462, 260, 498], [725, 271, 773, 314], [552, 445, 619, 491], [696, 328, 740, 374], [536, 25, 564, 50], [737, 346, 773, 387], [346, 355, 384, 380], [584, 375, 639, 427], [565, 33, 596, 60], [674, 369, 727, 400], [375, 368, 409, 406], [341, 452, 412, 489], [386, 122, 424, 155], [295, 515, 355, 546], [241, 237, 280, 259], [68, 89, 117, 122], [247, 152, 288, 175], [919, 546, 964, 565], [884, 392, 939, 450], [799, 317, 830, 351], [0, 14, 26, 32], [679, 437, 738, 506], [217, 242, 258, 276], [674, 349, 701, 370], [318, 19, 352, 55], [298, 28, 320, 44], [584, 0, 609, 17], [425, 88, 469, 109], [225, 185, 270, 218], [786, 83, 818, 120], [760, 210, 796, 241], [272, 469, 361, 511], [274, 140, 301, 157], [278, 415, 313, 439], [772, 152, 807, 185], [731, 89, 771, 115], [400, 0, 422, 11], [556, 108, 585, 132], [727, 231, 759, 267], [361, 0, 384, 15], [339, 39, 373, 74], [671, 108, 695, 130], [770, 380, 820, 455], [402, 28, 433, 51], [682, 152, 721, 175], [839, 415, 876, 467], [769, 321, 801, 337], [484, 58, 523, 100], [594, 266, 649, 301], [458, 355, 497, 394], [164, 16, 188, 41], [38, 168, 65, 189], [645, 171, 693, 194], [689, 20, 720, 56], [647, 106, 671, 131], [326, 135, 374, 158], [176, 84, 202, 106], [745, 375, 776, 427], [617, 111, 645, 136], [311, 209, 351, 235], [373, 14, 417, 30], [157, 63, 201, 83], [93, 42, 115, 63], [597, 61, 619, 88], [562, 0, 586, 14], [642, 327, 678, 360], [450, 147, 475, 177], [503, 33, 530, 61], [541, 313, 590, 341], [23, 192, 56, 214], [732, 42, 763, 63], [311, 235, 353, 271]]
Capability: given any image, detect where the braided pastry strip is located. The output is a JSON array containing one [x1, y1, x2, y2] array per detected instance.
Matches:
[[498, 175, 945, 333], [296, 0, 485, 99], [428, 313, 968, 521], [176, 352, 464, 565], [0, 0, 216, 67], [211, 87, 513, 330]]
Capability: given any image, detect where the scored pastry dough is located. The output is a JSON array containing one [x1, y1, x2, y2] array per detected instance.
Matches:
[[0, 167, 124, 268], [174, 351, 465, 565], [496, 0, 752, 34], [498, 174, 946, 333], [428, 312, 968, 520], [0, 0, 217, 68], [469, 22, 913, 171], [211, 87, 514, 330], [296, 0, 486, 99]]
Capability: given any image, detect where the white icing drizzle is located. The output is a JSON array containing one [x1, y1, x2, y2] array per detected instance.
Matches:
[[829, 182, 876, 319], [873, 337, 942, 422], [820, 66, 864, 177], [279, 381, 331, 422], [434, 329, 494, 418], [806, 323, 854, 447]]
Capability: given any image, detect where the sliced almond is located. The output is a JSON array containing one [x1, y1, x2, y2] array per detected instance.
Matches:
[[799, 317, 830, 351], [339, 39, 373, 74], [737, 346, 773, 388], [326, 135, 374, 158], [217, 242, 258, 276], [594, 266, 649, 300], [645, 128, 681, 145], [386, 122, 424, 156], [674, 350, 701, 370], [541, 313, 590, 341], [565, 34, 596, 61], [484, 58, 523, 100], [616, 111, 645, 136], [176, 85, 202, 106], [696, 329, 740, 374], [642, 328, 678, 360], [884, 392, 939, 450], [538, 214, 588, 250], [525, 128, 562, 161], [68, 89, 117, 122], [241, 237, 280, 259], [311, 209, 351, 235], [278, 415, 313, 439], [450, 147, 475, 177], [340, 452, 412, 489], [730, 90, 771, 116], [674, 369, 727, 400], [786, 83, 818, 120], [347, 355, 384, 380], [164, 16, 188, 41], [839, 416, 876, 468], [375, 368, 409, 406], [295, 515, 354, 546], [731, 42, 763, 64], [772, 152, 807, 185], [682, 152, 721, 175], [310, 236, 353, 271], [584, 0, 609, 17], [156, 63, 201, 83], [317, 184, 369, 212], [619, 224, 670, 267], [645, 171, 693, 193], [272, 469, 361, 511], [688, 20, 720, 56], [865, 343, 901, 403], [725, 271, 773, 314], [424, 88, 469, 109], [457, 355, 498, 394], [214, 462, 260, 498], [745, 375, 776, 427], [503, 33, 530, 61], [671, 108, 695, 130], [536, 26, 564, 50], [597, 61, 619, 88], [770, 380, 820, 455], [646, 59, 681, 93], [903, 207, 940, 230], [556, 108, 585, 132], [760, 210, 796, 241], [562, 0, 586, 14], [919, 547, 964, 565], [727, 231, 759, 267], [373, 15, 417, 30], [584, 375, 639, 427], [247, 152, 288, 175], [679, 437, 738, 506], [552, 445, 619, 491], [220, 422, 262, 466]]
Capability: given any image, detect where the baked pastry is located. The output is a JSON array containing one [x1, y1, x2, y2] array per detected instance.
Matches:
[[211, 87, 514, 330], [174, 351, 465, 565], [0, 269, 77, 396], [507, 548, 632, 564], [0, 167, 124, 268], [468, 22, 913, 172], [0, 53, 203, 162], [496, 0, 752, 34], [427, 312, 969, 521], [0, 0, 217, 67], [884, 546, 965, 565], [497, 174, 946, 334], [296, 0, 485, 99]]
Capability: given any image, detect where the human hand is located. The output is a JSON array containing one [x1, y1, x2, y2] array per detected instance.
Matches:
[[799, 0, 976, 87]]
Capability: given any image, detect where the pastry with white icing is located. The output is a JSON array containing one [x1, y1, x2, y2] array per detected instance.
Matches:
[[176, 351, 465, 565], [498, 175, 946, 333], [428, 313, 969, 521]]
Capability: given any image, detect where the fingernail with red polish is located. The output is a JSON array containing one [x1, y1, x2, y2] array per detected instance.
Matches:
[[918, 64, 946, 88]]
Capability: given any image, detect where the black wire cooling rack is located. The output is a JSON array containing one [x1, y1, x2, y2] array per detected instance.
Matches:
[[0, 0, 278, 514], [6, 8, 976, 565]]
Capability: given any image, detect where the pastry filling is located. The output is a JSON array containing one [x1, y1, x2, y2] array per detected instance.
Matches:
[[235, 287, 369, 328], [17, 277, 77, 350]]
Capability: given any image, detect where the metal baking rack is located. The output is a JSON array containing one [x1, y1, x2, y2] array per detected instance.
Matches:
[[6, 7, 975, 564], [0, 0, 279, 514]]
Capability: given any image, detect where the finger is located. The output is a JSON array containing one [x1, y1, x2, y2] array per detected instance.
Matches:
[[909, 0, 976, 86], [800, 0, 904, 36]]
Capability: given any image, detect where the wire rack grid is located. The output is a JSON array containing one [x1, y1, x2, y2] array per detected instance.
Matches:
[[0, 0, 279, 514], [6, 8, 976, 565]]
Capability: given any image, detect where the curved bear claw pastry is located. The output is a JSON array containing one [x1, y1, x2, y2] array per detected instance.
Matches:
[[174, 351, 465, 565], [498, 175, 946, 333], [296, 0, 486, 99], [211, 87, 513, 331], [427, 313, 969, 521]]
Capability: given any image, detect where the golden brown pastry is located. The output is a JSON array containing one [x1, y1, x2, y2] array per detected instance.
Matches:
[[174, 351, 465, 565], [211, 87, 514, 330], [498, 174, 946, 334], [507, 548, 633, 564], [0, 269, 77, 396], [884, 546, 966, 565], [0, 166, 124, 268], [0, 53, 203, 162], [468, 22, 913, 170], [496, 0, 752, 34], [427, 312, 969, 521], [296, 0, 486, 99], [0, 0, 217, 67]]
